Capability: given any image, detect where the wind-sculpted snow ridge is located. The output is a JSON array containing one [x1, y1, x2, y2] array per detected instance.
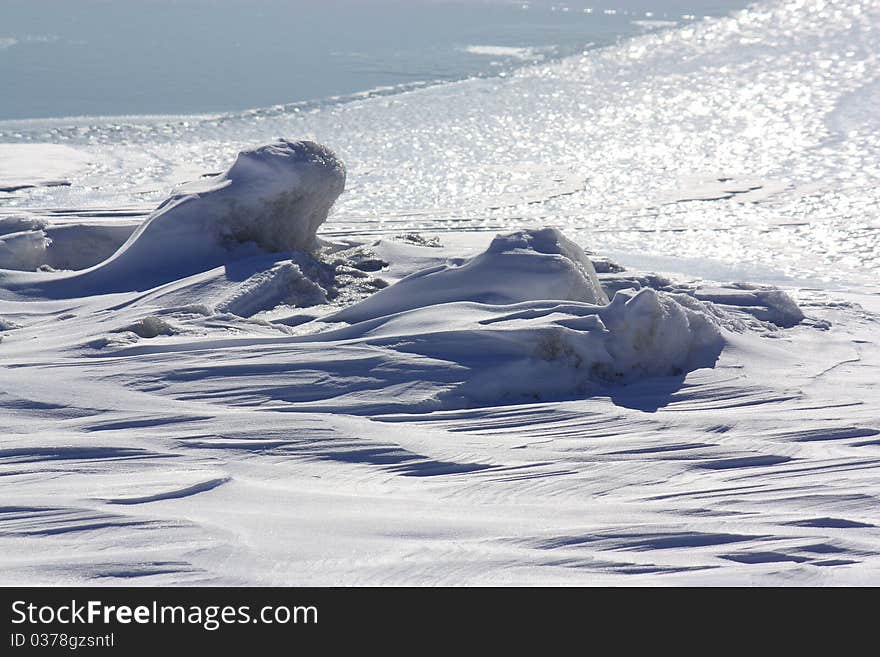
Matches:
[[0, 227, 51, 272], [0, 140, 345, 295], [0, 215, 142, 273], [4, 225, 875, 586], [77, 228, 737, 411], [332, 228, 609, 323], [88, 138, 345, 290], [319, 228, 725, 406]]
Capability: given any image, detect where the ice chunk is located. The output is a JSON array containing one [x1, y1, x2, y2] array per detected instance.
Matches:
[[0, 229, 52, 271], [596, 287, 723, 380], [120, 315, 178, 339]]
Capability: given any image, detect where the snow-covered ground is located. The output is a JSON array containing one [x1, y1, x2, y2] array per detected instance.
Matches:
[[0, 0, 878, 585]]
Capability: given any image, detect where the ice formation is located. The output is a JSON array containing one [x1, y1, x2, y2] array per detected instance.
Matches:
[[332, 228, 609, 323], [0, 227, 51, 271], [7, 140, 346, 294], [323, 228, 725, 405], [104, 138, 344, 284]]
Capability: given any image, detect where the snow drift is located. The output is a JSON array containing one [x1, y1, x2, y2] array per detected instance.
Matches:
[[4, 140, 346, 295], [327, 286, 725, 407], [72, 227, 733, 410], [332, 228, 609, 323], [311, 228, 725, 406], [90, 138, 345, 289], [0, 215, 139, 272]]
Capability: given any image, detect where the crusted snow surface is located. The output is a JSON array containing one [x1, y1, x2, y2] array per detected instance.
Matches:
[[0, 144, 91, 192]]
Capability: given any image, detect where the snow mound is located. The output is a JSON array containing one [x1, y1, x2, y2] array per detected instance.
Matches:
[[0, 220, 140, 273], [20, 140, 345, 294], [332, 228, 608, 323], [594, 288, 722, 381], [201, 139, 345, 253], [113, 138, 344, 279], [308, 229, 726, 406], [340, 286, 725, 406], [120, 316, 179, 339], [694, 285, 805, 328], [41, 223, 140, 271]]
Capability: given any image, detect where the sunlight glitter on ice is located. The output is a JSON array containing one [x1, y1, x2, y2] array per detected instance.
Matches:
[[4, 0, 876, 286]]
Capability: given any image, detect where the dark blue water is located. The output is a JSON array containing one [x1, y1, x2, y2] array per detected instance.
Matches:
[[1, 0, 753, 120]]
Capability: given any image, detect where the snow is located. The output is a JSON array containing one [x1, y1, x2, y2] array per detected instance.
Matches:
[[0, 227, 51, 271], [1, 220, 877, 584], [0, 139, 345, 294], [216, 261, 329, 317], [692, 285, 806, 329], [316, 229, 725, 406], [1, 0, 879, 586], [91, 138, 344, 288], [0, 215, 49, 235], [121, 315, 180, 339], [332, 228, 608, 323], [0, 212, 879, 583], [0, 143, 91, 192], [0, 216, 136, 272]]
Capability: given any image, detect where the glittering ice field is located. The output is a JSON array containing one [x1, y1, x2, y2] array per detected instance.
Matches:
[[0, 0, 879, 585]]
